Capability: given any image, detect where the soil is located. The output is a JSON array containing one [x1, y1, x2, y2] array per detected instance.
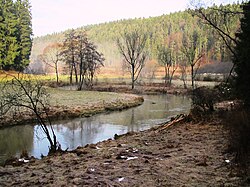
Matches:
[[0, 113, 247, 186]]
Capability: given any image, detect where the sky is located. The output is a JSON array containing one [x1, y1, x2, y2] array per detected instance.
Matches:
[[30, 0, 238, 37]]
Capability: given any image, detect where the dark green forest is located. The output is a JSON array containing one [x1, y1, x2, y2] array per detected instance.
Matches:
[[0, 0, 32, 71], [31, 3, 242, 72]]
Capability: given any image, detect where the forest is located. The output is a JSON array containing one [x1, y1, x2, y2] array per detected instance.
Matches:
[[30, 2, 242, 77]]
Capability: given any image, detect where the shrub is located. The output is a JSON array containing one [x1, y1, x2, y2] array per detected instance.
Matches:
[[192, 86, 220, 112], [224, 109, 250, 164]]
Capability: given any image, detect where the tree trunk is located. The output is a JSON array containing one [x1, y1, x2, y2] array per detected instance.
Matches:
[[164, 66, 167, 86], [191, 65, 194, 90], [69, 64, 73, 85], [131, 64, 135, 90], [74, 63, 78, 84], [55, 63, 59, 84]]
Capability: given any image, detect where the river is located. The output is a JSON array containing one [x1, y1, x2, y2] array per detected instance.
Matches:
[[0, 94, 191, 164]]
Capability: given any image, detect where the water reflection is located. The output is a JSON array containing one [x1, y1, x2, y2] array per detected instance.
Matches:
[[0, 94, 191, 163], [0, 125, 34, 164]]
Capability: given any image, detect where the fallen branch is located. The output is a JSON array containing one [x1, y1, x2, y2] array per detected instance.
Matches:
[[155, 114, 187, 133]]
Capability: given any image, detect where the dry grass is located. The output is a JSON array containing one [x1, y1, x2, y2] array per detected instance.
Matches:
[[0, 87, 144, 127], [48, 88, 137, 107]]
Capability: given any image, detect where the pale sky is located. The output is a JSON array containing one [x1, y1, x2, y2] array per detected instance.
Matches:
[[30, 0, 238, 37]]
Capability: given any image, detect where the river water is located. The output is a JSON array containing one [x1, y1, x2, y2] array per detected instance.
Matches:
[[0, 94, 191, 164]]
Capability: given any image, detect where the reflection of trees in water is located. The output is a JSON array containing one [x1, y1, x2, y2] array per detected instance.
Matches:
[[0, 95, 191, 163], [43, 95, 190, 150], [53, 117, 104, 149], [127, 108, 137, 132], [0, 125, 34, 163], [44, 95, 190, 150]]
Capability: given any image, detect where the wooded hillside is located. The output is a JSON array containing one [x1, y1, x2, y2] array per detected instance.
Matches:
[[30, 3, 242, 75]]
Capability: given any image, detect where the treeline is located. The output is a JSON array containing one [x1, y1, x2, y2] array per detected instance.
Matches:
[[31, 3, 242, 72], [0, 0, 32, 71]]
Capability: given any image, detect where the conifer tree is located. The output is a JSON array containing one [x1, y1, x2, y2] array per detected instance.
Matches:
[[0, 0, 6, 68], [2, 0, 19, 70], [15, 0, 33, 71], [233, 2, 250, 107], [0, 0, 32, 71]]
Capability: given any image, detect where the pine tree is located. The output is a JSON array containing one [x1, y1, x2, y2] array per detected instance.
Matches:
[[234, 2, 250, 107], [15, 0, 33, 71], [0, 0, 32, 71], [0, 0, 6, 69], [2, 0, 19, 70]]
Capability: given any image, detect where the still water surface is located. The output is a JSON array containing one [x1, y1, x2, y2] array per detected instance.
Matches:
[[0, 94, 191, 164]]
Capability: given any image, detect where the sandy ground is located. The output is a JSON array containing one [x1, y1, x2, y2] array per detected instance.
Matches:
[[0, 114, 246, 186]]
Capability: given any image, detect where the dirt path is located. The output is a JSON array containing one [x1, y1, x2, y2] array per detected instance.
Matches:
[[0, 116, 244, 186]]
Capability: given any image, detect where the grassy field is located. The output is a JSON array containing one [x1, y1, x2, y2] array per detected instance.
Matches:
[[48, 88, 137, 107], [0, 85, 144, 127]]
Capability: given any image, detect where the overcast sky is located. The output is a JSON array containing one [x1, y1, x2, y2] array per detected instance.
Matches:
[[30, 0, 238, 37]]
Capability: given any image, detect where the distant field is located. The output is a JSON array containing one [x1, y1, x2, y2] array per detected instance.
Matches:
[[0, 70, 220, 89]]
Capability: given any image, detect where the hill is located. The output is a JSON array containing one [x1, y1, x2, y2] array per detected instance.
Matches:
[[30, 3, 242, 77]]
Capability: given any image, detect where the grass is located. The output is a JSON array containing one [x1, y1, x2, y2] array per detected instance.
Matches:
[[0, 70, 218, 88], [47, 88, 132, 107]]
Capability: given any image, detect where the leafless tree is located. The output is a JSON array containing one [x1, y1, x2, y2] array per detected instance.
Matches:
[[182, 31, 204, 90], [0, 73, 59, 154], [81, 42, 104, 89], [40, 43, 63, 84], [117, 30, 148, 89], [61, 30, 104, 89], [180, 60, 188, 89], [157, 43, 178, 86], [61, 29, 79, 84]]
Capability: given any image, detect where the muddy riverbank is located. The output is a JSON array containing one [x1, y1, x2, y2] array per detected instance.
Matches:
[[0, 112, 247, 186]]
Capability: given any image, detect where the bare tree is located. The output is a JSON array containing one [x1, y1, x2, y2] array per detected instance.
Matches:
[[157, 43, 177, 86], [61, 30, 104, 89], [85, 42, 104, 89], [78, 40, 104, 90], [180, 59, 188, 89], [117, 30, 148, 89], [40, 43, 63, 84], [61, 29, 79, 84], [0, 73, 59, 154], [182, 31, 204, 90]]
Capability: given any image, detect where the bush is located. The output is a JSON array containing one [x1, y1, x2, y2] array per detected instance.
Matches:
[[192, 86, 220, 112], [224, 109, 250, 163]]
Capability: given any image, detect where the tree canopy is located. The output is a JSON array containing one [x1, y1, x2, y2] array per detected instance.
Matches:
[[0, 0, 32, 71]]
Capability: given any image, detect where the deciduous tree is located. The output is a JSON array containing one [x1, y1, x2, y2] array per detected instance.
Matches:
[[0, 73, 59, 154], [41, 43, 63, 84], [182, 30, 204, 90], [117, 30, 148, 89], [157, 43, 177, 86], [61, 29, 78, 84]]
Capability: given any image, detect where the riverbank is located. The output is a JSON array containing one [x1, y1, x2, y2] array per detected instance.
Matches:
[[0, 112, 246, 186], [92, 82, 190, 95], [0, 89, 144, 128]]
